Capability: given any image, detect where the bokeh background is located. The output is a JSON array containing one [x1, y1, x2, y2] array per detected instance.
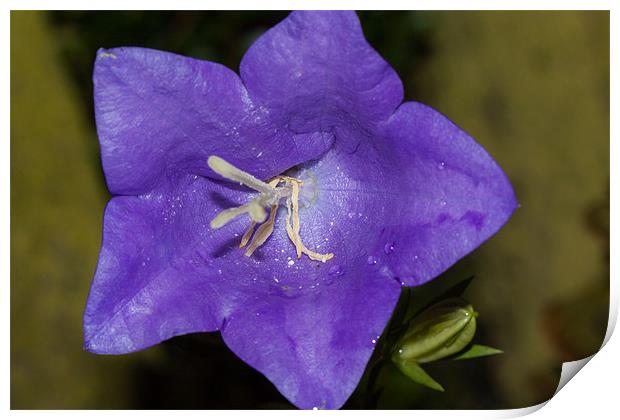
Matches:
[[11, 11, 609, 409]]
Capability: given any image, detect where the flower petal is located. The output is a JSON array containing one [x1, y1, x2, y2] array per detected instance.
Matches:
[[220, 261, 401, 409], [286, 101, 516, 288], [83, 176, 222, 353], [240, 11, 403, 132], [94, 47, 333, 195], [378, 102, 518, 285]]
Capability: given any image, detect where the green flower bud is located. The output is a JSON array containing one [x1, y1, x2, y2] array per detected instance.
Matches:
[[391, 298, 477, 364]]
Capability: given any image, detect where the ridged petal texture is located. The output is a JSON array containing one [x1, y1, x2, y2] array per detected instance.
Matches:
[[85, 11, 517, 409]]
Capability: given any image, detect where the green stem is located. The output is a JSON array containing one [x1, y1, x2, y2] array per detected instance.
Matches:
[[364, 352, 387, 408]]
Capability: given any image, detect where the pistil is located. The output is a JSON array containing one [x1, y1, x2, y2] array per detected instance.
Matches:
[[208, 156, 334, 263]]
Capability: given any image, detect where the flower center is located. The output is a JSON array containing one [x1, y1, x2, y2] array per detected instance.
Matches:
[[208, 156, 334, 263]]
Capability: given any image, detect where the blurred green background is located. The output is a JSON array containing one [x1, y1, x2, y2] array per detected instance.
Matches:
[[11, 11, 609, 409]]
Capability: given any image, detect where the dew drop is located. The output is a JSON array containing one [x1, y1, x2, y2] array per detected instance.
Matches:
[[328, 265, 344, 276], [400, 276, 415, 286], [440, 200, 447, 206], [367, 256, 377, 265], [438, 161, 446, 170], [287, 260, 295, 267], [383, 242, 395, 255]]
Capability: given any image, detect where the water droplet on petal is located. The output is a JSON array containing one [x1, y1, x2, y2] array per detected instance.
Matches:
[[400, 276, 415, 286], [328, 265, 344, 276], [440, 200, 447, 206], [287, 260, 295, 267], [367, 256, 377, 265], [438, 161, 446, 170], [383, 242, 395, 254]]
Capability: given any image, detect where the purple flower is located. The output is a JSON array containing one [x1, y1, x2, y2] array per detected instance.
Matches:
[[84, 11, 516, 409]]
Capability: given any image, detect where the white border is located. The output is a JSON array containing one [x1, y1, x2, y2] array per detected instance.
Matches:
[[5, 1, 617, 419], [2, 0, 616, 10]]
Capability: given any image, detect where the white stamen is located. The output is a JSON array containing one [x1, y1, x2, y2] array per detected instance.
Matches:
[[208, 155, 333, 262]]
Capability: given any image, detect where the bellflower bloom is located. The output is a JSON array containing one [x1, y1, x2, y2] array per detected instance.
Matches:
[[84, 11, 517, 409]]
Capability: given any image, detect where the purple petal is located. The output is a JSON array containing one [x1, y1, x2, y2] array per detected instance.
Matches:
[[377, 102, 518, 285], [221, 261, 400, 409], [94, 47, 333, 195], [240, 11, 403, 132], [83, 175, 222, 353]]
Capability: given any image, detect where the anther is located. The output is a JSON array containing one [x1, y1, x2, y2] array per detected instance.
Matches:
[[244, 204, 278, 257]]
